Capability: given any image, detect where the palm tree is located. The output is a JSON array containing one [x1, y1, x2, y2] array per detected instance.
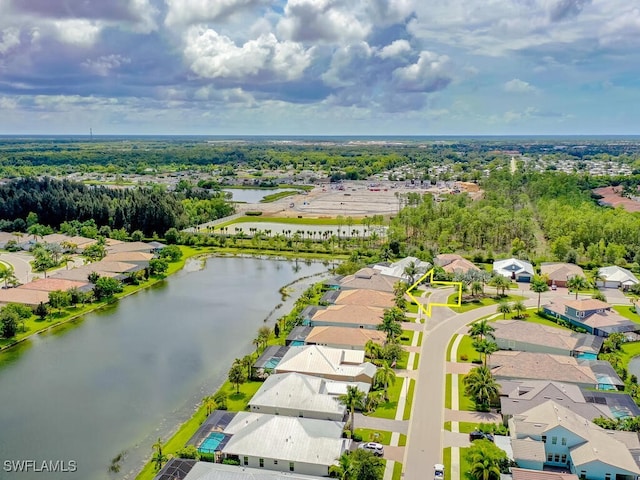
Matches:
[[512, 300, 526, 319], [240, 354, 254, 379], [152, 438, 167, 472], [0, 266, 16, 288], [567, 275, 589, 299], [497, 301, 512, 319], [468, 319, 494, 341], [374, 361, 397, 401], [472, 339, 499, 367], [329, 452, 352, 480], [338, 385, 366, 436], [468, 441, 503, 480], [471, 281, 483, 297], [463, 366, 499, 410], [377, 312, 403, 344], [364, 340, 383, 363], [202, 395, 216, 415], [489, 275, 510, 296], [530, 275, 549, 312], [403, 261, 419, 286]]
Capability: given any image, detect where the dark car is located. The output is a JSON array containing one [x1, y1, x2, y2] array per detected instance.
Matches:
[[469, 430, 494, 442]]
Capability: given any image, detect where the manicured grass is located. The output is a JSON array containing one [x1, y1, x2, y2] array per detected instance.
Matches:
[[620, 341, 640, 366], [458, 375, 475, 411], [443, 420, 482, 433], [416, 332, 423, 347], [412, 289, 426, 296], [392, 461, 403, 480], [443, 447, 451, 480], [260, 190, 299, 203], [445, 374, 452, 409], [354, 428, 392, 445], [412, 353, 420, 370], [369, 377, 403, 419], [447, 294, 527, 313], [456, 335, 480, 363], [446, 335, 457, 362], [407, 301, 419, 314], [396, 349, 409, 370], [399, 330, 415, 346], [460, 447, 472, 480], [404, 379, 415, 420], [614, 305, 640, 325], [398, 434, 407, 446]]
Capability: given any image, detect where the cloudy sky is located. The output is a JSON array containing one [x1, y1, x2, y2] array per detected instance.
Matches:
[[0, 0, 638, 135]]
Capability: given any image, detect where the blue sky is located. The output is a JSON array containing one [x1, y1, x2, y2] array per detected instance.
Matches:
[[0, 0, 638, 135]]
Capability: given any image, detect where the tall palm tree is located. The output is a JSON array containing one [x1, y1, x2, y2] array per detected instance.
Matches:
[[374, 361, 397, 401], [338, 385, 366, 436], [567, 275, 589, 299], [377, 312, 403, 344], [468, 319, 495, 341], [489, 275, 510, 296], [364, 340, 383, 363], [152, 438, 167, 472], [403, 261, 419, 286], [530, 275, 549, 312], [472, 339, 499, 366], [329, 452, 353, 480], [468, 441, 502, 480], [0, 266, 16, 288], [512, 300, 526, 319], [463, 366, 499, 410]]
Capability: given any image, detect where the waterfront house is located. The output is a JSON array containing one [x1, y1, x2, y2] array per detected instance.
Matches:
[[305, 326, 386, 350], [309, 304, 384, 330], [542, 299, 637, 337], [337, 268, 397, 293], [154, 460, 330, 480], [321, 288, 395, 309]]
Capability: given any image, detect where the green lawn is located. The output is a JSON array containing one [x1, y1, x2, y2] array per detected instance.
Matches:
[[396, 349, 409, 370], [447, 294, 526, 313], [398, 434, 407, 446], [403, 379, 415, 420], [412, 353, 420, 370], [443, 447, 451, 480], [369, 377, 403, 419], [460, 447, 472, 480], [399, 330, 415, 346], [406, 302, 419, 314], [456, 335, 480, 363], [260, 190, 299, 203], [620, 341, 640, 366], [416, 332, 423, 347], [446, 335, 457, 362], [458, 375, 475, 411], [354, 428, 392, 445], [613, 305, 640, 325], [445, 374, 452, 409], [392, 461, 403, 480]]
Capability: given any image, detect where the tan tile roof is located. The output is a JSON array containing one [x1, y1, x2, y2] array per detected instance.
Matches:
[[0, 288, 50, 306], [511, 439, 546, 463], [312, 304, 384, 326], [441, 257, 480, 274], [540, 262, 585, 282], [102, 251, 154, 262], [106, 241, 154, 254], [511, 468, 578, 480], [306, 326, 385, 348], [335, 289, 395, 308], [339, 269, 397, 292], [19, 278, 89, 292], [564, 299, 610, 311], [491, 320, 601, 353], [490, 351, 597, 385]]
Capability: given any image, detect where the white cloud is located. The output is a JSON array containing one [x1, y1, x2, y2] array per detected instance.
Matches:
[[0, 27, 19, 54], [377, 39, 411, 59], [322, 42, 374, 87], [52, 19, 102, 46], [277, 0, 371, 43], [503, 78, 536, 93], [82, 55, 130, 76], [0, 96, 18, 109], [129, 0, 159, 33], [165, 0, 263, 26], [392, 50, 452, 92], [184, 27, 313, 81]]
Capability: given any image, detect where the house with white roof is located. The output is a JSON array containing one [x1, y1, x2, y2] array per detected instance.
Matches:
[[509, 400, 640, 480], [154, 460, 331, 480], [493, 258, 535, 282], [373, 256, 430, 284], [597, 266, 639, 290], [274, 345, 376, 383], [221, 412, 349, 477], [248, 373, 348, 421]]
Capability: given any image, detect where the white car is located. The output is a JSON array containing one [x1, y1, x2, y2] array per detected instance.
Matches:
[[434, 464, 445, 480], [358, 442, 384, 456]]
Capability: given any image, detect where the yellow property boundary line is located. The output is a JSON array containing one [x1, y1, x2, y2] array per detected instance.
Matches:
[[405, 268, 462, 317]]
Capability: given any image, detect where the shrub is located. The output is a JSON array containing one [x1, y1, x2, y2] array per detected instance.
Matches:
[[352, 433, 363, 442], [222, 458, 241, 466], [175, 445, 200, 460], [245, 211, 263, 216], [460, 354, 469, 362]]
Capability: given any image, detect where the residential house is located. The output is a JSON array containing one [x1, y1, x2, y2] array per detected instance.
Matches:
[[597, 266, 640, 290], [286, 326, 313, 346], [154, 460, 330, 480], [274, 345, 376, 383], [102, 251, 154, 264], [305, 326, 386, 350], [0, 232, 25, 249], [509, 400, 640, 480], [321, 288, 395, 309], [248, 372, 347, 420], [499, 380, 640, 423], [540, 263, 586, 288], [510, 468, 578, 480], [221, 412, 348, 477], [309, 304, 384, 330], [372, 256, 430, 283], [489, 351, 598, 389], [543, 299, 637, 337], [434, 254, 480, 275], [19, 277, 93, 294], [40, 234, 96, 251], [337, 268, 397, 293], [489, 320, 603, 358], [252, 346, 290, 379], [105, 241, 156, 254], [493, 258, 535, 282], [0, 288, 50, 307]]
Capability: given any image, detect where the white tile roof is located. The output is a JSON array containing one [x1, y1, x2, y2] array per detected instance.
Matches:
[[493, 258, 534, 278], [222, 413, 347, 466], [275, 346, 375, 381], [599, 266, 639, 285], [248, 373, 346, 417], [182, 462, 329, 480]]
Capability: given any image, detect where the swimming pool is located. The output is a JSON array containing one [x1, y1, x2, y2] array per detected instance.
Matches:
[[264, 358, 281, 369], [198, 432, 226, 453]]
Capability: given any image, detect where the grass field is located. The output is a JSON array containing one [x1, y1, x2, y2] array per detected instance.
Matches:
[[614, 305, 640, 324], [447, 293, 527, 313], [445, 374, 452, 409], [458, 375, 475, 411], [404, 379, 415, 420], [392, 461, 403, 480], [456, 335, 481, 363], [354, 428, 393, 444]]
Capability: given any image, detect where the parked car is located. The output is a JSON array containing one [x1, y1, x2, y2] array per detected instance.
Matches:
[[469, 430, 494, 442], [434, 464, 445, 480], [358, 442, 384, 456], [551, 283, 557, 290]]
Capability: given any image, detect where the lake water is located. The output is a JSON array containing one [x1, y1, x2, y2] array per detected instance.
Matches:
[[223, 188, 293, 203], [0, 256, 327, 480]]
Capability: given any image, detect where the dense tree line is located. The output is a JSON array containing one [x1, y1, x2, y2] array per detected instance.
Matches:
[[0, 177, 233, 236]]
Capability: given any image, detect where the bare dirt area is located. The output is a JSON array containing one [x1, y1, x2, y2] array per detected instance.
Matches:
[[242, 181, 481, 219]]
